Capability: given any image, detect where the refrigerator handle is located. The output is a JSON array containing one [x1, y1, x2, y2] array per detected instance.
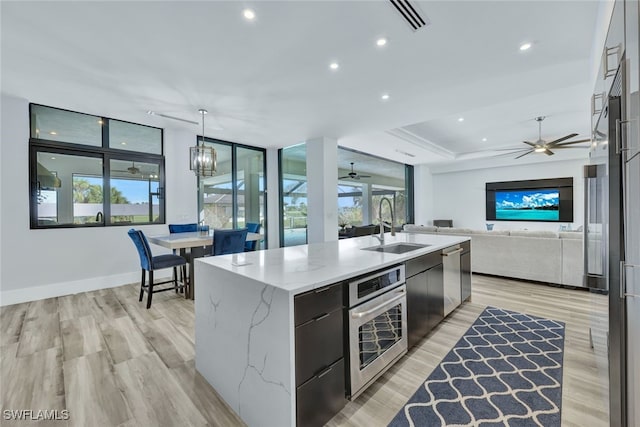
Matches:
[[622, 262, 640, 298]]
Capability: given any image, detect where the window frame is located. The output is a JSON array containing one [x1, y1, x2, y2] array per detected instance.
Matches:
[[29, 104, 165, 229]]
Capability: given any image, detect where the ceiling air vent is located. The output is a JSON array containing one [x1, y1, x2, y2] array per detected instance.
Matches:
[[389, 0, 430, 31]]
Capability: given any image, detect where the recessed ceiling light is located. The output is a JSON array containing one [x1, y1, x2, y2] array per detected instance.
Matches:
[[50, 157, 56, 160], [519, 42, 532, 51], [381, 94, 390, 100], [243, 9, 256, 20], [457, 117, 464, 122], [482, 137, 487, 142], [329, 62, 339, 70], [49, 131, 57, 135], [376, 38, 387, 47], [98, 120, 103, 125], [121, 142, 127, 145], [147, 110, 156, 115]]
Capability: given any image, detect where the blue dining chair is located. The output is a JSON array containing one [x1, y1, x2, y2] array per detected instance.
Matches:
[[168, 223, 198, 234], [212, 228, 248, 256], [128, 229, 188, 309], [168, 223, 199, 287], [244, 222, 261, 252]]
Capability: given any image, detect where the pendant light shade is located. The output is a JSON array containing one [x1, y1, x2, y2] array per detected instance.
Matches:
[[190, 109, 217, 176]]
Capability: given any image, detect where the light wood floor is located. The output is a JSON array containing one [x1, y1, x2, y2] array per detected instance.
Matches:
[[0, 275, 608, 427]]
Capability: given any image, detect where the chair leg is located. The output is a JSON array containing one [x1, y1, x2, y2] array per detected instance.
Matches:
[[179, 264, 185, 293], [183, 265, 188, 295], [147, 271, 154, 309], [174, 267, 178, 293], [139, 269, 145, 302]]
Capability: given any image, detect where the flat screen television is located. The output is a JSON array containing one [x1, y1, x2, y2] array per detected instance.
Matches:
[[486, 178, 573, 222]]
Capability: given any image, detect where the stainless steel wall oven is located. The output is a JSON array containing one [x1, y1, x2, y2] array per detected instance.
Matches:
[[348, 265, 407, 398]]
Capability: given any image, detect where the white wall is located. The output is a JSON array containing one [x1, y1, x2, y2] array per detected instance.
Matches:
[[429, 159, 586, 231], [413, 164, 434, 225], [0, 94, 198, 305]]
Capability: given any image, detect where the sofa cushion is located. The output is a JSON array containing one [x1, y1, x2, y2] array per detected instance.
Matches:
[[403, 224, 437, 233], [560, 231, 582, 240], [437, 227, 473, 235], [471, 229, 510, 236], [509, 230, 558, 238]]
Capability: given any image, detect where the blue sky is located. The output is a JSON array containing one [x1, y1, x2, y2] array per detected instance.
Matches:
[[496, 189, 559, 209]]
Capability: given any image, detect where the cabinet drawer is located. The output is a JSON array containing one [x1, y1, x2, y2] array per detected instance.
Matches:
[[295, 308, 343, 386], [294, 282, 343, 326], [405, 251, 442, 278], [296, 358, 346, 427]]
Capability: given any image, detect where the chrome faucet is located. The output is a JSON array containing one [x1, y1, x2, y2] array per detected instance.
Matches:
[[95, 211, 103, 223], [374, 197, 396, 245]]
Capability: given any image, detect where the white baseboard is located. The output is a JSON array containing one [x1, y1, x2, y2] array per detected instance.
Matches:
[[0, 271, 172, 306]]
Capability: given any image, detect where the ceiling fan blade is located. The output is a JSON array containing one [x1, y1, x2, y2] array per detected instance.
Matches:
[[515, 150, 534, 159], [522, 141, 537, 147], [359, 175, 372, 178], [544, 149, 555, 156], [338, 175, 351, 179], [554, 138, 592, 146], [546, 133, 579, 146]]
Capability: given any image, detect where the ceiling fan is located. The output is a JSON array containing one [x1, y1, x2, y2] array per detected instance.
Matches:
[[339, 162, 371, 180], [113, 161, 141, 175], [514, 116, 591, 159]]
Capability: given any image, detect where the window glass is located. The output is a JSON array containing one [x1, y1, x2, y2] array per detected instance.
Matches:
[[35, 151, 103, 226], [199, 143, 233, 228], [337, 148, 410, 231], [109, 120, 162, 154], [235, 147, 265, 229], [109, 159, 162, 224], [31, 105, 102, 146], [280, 144, 308, 247]]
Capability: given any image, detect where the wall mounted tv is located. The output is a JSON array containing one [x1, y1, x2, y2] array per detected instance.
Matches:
[[486, 177, 574, 222]]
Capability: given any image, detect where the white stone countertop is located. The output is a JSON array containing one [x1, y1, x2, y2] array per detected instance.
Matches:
[[196, 232, 470, 295]]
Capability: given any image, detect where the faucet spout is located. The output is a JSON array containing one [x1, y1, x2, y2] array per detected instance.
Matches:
[[378, 197, 395, 245]]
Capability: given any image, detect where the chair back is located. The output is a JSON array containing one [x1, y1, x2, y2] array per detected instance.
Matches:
[[244, 222, 261, 251], [353, 225, 377, 237], [127, 229, 153, 270], [212, 228, 248, 256], [169, 223, 198, 233]]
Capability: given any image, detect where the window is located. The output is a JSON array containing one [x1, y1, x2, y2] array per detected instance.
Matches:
[[337, 147, 413, 230], [279, 144, 308, 247], [197, 138, 266, 244], [29, 104, 164, 228]]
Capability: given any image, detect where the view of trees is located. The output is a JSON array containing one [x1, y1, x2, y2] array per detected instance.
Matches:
[[72, 178, 129, 204]]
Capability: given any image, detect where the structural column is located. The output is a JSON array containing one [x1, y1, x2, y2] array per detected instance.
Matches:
[[306, 137, 338, 243]]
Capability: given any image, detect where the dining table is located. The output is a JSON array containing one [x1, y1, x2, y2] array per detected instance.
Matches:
[[147, 230, 262, 299]]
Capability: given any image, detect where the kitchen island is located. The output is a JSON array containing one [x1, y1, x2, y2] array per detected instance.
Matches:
[[194, 232, 470, 427]]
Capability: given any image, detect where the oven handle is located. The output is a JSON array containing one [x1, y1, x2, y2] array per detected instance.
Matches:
[[350, 289, 406, 319]]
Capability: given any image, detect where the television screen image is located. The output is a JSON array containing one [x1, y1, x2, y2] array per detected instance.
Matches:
[[494, 188, 560, 220], [486, 178, 573, 222]]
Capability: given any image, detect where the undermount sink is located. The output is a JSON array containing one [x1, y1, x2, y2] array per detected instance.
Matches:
[[362, 242, 430, 254]]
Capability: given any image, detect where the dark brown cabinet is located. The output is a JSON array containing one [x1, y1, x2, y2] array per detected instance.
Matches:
[[294, 282, 346, 427], [461, 241, 472, 302], [406, 251, 444, 349]]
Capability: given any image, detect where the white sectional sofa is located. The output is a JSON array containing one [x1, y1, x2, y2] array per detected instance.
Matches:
[[403, 225, 584, 287]]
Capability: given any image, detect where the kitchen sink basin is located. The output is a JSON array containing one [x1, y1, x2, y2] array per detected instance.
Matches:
[[361, 242, 430, 254]]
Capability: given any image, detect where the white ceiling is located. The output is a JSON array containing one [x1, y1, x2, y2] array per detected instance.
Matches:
[[1, 1, 602, 167]]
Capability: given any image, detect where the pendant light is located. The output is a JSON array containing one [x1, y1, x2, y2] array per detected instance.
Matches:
[[190, 109, 216, 176]]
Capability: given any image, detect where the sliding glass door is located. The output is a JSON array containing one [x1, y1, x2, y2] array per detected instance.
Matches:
[[198, 139, 266, 245]]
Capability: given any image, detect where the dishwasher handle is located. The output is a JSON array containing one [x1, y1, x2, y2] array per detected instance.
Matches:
[[442, 248, 463, 257]]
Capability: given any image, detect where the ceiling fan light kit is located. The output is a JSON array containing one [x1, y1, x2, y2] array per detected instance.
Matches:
[[190, 109, 217, 177], [514, 115, 590, 159]]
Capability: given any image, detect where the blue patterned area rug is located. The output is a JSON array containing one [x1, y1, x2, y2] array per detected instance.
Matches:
[[389, 307, 565, 427]]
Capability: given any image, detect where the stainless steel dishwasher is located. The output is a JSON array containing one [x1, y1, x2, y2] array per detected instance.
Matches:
[[442, 245, 463, 316]]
